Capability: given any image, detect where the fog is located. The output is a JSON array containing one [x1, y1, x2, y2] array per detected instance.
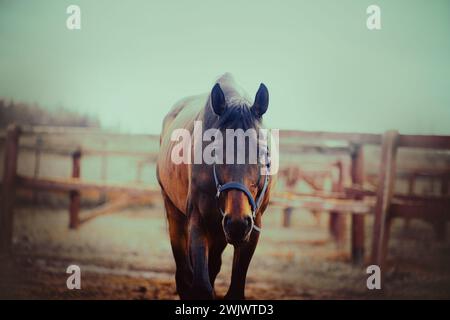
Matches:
[[1, 0, 449, 134]]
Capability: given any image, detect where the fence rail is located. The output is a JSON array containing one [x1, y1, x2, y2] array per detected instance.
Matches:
[[1, 124, 449, 268]]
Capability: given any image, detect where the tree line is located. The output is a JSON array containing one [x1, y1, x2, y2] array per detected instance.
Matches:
[[0, 99, 100, 129]]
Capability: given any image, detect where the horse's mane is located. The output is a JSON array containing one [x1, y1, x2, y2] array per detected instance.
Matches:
[[203, 73, 261, 131]]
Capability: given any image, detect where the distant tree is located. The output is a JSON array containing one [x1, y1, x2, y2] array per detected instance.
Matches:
[[0, 99, 100, 129]]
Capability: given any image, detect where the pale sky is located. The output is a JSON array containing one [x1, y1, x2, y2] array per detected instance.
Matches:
[[1, 0, 449, 134]]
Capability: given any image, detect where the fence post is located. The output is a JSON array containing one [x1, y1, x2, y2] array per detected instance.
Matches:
[[282, 207, 292, 228], [101, 140, 108, 182], [69, 148, 81, 229], [434, 175, 449, 241], [33, 135, 43, 204], [351, 144, 365, 264], [99, 139, 107, 203], [281, 166, 299, 228], [0, 124, 21, 255], [329, 160, 345, 247], [371, 130, 399, 269], [403, 174, 416, 232]]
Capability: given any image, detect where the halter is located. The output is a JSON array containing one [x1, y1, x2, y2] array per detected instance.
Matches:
[[213, 151, 271, 233]]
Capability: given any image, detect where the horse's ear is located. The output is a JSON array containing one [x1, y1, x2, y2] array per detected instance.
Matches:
[[252, 83, 269, 118], [210, 83, 226, 116]]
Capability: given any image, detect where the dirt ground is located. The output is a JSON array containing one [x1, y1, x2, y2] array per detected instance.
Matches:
[[1, 203, 450, 300]]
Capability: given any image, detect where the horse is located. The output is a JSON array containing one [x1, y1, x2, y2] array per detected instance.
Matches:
[[156, 73, 276, 299]]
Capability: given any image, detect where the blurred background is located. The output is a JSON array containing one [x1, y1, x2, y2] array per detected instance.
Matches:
[[0, 0, 450, 299], [1, 0, 450, 134]]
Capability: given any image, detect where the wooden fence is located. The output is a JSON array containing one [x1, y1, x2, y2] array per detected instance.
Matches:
[[1, 124, 450, 269], [0, 124, 161, 254], [275, 129, 450, 268]]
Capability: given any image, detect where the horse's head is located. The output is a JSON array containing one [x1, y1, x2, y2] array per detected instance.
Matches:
[[209, 80, 270, 246]]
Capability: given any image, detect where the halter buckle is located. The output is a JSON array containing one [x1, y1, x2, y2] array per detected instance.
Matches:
[[216, 185, 221, 198]]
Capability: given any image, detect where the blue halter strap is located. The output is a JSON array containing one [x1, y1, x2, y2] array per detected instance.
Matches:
[[213, 152, 270, 233]]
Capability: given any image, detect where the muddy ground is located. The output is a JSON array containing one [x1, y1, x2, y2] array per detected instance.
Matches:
[[1, 203, 450, 300]]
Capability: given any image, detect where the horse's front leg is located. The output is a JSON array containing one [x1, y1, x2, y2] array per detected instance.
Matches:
[[225, 230, 260, 300], [188, 210, 214, 299]]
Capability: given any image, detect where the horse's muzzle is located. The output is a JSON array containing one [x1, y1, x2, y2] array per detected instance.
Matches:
[[222, 214, 253, 245]]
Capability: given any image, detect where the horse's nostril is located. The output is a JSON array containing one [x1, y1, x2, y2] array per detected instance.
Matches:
[[223, 215, 232, 228], [223, 215, 253, 244]]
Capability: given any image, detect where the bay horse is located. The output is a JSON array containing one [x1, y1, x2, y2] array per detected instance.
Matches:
[[157, 73, 276, 299]]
